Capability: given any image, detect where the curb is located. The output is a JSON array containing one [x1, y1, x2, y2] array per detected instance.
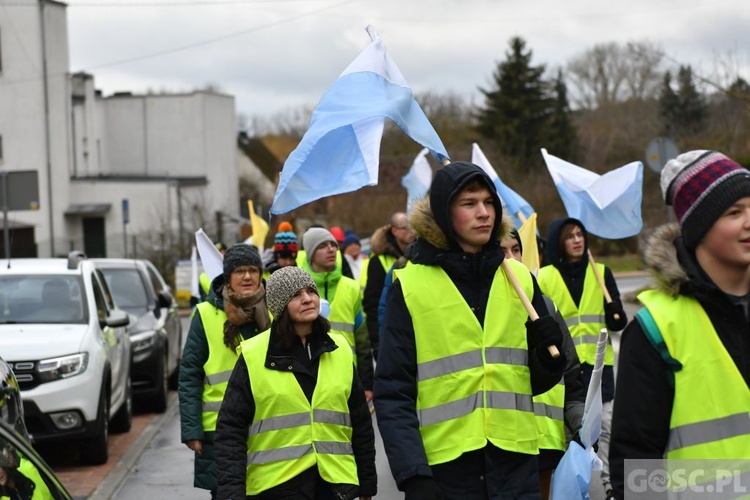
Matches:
[[88, 393, 179, 500]]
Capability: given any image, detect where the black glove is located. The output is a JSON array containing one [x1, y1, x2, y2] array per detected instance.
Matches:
[[404, 476, 443, 500], [572, 428, 599, 452], [526, 316, 563, 362], [604, 299, 624, 320]]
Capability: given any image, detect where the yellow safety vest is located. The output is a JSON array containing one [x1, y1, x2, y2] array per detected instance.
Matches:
[[377, 254, 397, 278], [358, 257, 370, 297], [242, 329, 358, 495], [199, 272, 211, 296], [532, 378, 565, 451], [537, 264, 613, 366], [0, 457, 54, 500], [638, 290, 750, 460], [327, 277, 360, 360], [197, 301, 242, 431], [398, 259, 538, 466]]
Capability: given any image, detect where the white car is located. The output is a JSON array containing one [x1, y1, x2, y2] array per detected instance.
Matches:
[[0, 252, 132, 465]]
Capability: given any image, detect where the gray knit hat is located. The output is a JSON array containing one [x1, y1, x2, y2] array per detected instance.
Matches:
[[266, 266, 318, 319], [302, 228, 337, 268], [223, 244, 262, 281], [661, 150, 750, 249]]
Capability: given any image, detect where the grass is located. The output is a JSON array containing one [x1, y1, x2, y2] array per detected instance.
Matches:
[[595, 253, 644, 274]]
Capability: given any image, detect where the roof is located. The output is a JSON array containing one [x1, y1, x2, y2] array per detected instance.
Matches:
[[237, 133, 298, 182]]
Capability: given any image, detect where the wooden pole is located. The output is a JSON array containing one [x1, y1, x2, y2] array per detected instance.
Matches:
[[587, 249, 619, 320], [501, 260, 560, 358]]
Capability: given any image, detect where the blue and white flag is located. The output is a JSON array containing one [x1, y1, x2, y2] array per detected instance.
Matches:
[[401, 148, 432, 212], [542, 149, 643, 239], [551, 329, 608, 499], [270, 25, 449, 214], [471, 143, 535, 229]]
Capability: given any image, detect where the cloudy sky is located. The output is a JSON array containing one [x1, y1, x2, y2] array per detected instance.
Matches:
[[63, 0, 750, 124]]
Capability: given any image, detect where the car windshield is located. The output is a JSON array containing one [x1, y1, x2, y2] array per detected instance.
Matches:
[[0, 275, 88, 324], [101, 268, 150, 313]]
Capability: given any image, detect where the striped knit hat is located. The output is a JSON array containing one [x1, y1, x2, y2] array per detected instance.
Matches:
[[661, 150, 750, 249], [273, 231, 298, 258]]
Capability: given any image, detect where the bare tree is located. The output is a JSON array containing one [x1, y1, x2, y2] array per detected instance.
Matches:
[[567, 41, 664, 109]]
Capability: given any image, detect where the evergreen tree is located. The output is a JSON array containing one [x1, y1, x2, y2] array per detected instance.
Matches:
[[659, 65, 707, 138], [546, 69, 579, 161], [658, 71, 679, 135], [676, 65, 706, 136], [476, 37, 552, 166]]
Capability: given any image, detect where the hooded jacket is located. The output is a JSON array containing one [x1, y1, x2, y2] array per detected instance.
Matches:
[[178, 275, 264, 492], [363, 223, 408, 352], [541, 217, 627, 403], [373, 162, 565, 489], [214, 323, 377, 500], [610, 224, 750, 499]]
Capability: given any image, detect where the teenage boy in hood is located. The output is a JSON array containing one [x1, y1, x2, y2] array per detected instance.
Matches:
[[374, 161, 565, 499]]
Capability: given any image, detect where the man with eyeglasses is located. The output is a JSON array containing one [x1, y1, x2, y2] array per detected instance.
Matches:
[[363, 212, 415, 360], [301, 227, 374, 402], [537, 218, 627, 500]]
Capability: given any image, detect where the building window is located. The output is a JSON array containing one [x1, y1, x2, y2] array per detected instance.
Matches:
[[0, 135, 3, 164]]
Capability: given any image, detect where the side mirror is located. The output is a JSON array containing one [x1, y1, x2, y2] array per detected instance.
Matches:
[[157, 290, 173, 309], [105, 309, 130, 328]]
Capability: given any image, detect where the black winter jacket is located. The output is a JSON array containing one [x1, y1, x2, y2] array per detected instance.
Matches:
[[610, 225, 750, 499], [363, 225, 406, 355], [544, 217, 627, 403], [374, 163, 566, 489], [214, 323, 376, 500]]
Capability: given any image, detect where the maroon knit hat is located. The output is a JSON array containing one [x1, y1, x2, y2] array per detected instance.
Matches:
[[661, 150, 750, 249]]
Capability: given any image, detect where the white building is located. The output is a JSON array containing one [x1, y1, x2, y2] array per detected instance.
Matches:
[[0, 1, 241, 259]]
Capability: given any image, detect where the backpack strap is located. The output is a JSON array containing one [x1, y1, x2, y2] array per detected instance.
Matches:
[[634, 308, 683, 388]]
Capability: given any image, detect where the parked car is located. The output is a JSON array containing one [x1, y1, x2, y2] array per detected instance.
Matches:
[[0, 252, 132, 465], [92, 259, 182, 413], [0, 356, 29, 439], [0, 418, 72, 499]]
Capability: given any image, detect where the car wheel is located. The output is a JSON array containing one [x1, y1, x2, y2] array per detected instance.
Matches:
[[150, 351, 168, 413], [111, 376, 133, 433], [81, 384, 109, 465]]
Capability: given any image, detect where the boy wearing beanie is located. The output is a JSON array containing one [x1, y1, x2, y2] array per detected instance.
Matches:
[[263, 228, 299, 277], [610, 151, 750, 498]]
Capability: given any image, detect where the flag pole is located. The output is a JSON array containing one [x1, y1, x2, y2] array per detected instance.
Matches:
[[587, 249, 619, 320], [501, 260, 560, 358]]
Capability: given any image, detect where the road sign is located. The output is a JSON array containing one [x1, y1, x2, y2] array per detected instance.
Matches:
[[645, 137, 679, 173], [122, 199, 129, 225], [0, 171, 40, 211]]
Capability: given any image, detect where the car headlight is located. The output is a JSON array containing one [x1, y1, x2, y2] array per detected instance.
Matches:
[[37, 353, 88, 382], [131, 330, 158, 360]]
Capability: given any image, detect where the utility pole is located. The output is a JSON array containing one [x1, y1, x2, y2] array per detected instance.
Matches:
[[39, 0, 55, 256]]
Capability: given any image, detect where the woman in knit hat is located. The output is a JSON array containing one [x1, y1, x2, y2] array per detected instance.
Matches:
[[215, 266, 376, 500], [610, 151, 750, 498], [179, 243, 270, 498]]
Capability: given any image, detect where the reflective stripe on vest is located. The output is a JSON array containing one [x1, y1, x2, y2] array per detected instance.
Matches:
[[327, 277, 360, 361], [638, 290, 750, 459], [399, 260, 538, 466], [532, 378, 566, 451], [197, 301, 242, 431], [538, 264, 613, 366], [242, 329, 358, 495]]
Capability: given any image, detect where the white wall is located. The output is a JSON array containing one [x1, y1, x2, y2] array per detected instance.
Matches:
[[0, 1, 71, 256]]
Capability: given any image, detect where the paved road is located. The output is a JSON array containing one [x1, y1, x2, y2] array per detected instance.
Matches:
[[97, 273, 650, 499]]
